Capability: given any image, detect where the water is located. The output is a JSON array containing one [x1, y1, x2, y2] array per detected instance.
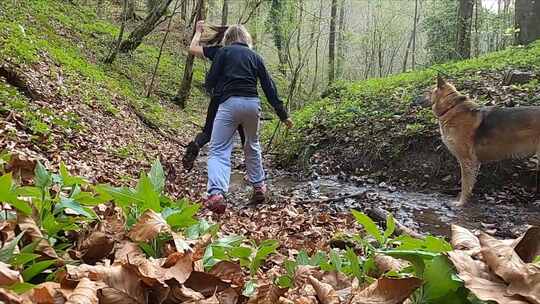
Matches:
[[230, 170, 540, 237]]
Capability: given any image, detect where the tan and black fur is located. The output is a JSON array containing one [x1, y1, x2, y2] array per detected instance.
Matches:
[[430, 76, 540, 206]]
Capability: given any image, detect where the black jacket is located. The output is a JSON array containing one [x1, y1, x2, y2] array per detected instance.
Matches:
[[205, 43, 288, 121]]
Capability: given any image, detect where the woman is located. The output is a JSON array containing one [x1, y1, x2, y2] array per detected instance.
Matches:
[[204, 25, 293, 213], [182, 21, 245, 171]]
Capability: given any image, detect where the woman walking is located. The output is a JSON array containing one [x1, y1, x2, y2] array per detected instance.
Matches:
[[204, 25, 293, 213]]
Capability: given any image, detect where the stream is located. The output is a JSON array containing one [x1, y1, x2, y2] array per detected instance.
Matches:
[[228, 168, 540, 238]]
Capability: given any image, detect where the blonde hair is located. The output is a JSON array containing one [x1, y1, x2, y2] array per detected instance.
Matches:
[[222, 25, 253, 48]]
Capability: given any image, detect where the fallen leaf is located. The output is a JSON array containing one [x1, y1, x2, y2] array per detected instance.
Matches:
[[78, 231, 115, 264], [308, 276, 339, 304], [127, 209, 170, 242], [17, 214, 57, 259], [451, 225, 480, 252], [0, 287, 26, 304], [65, 278, 98, 304], [209, 261, 244, 286], [184, 271, 231, 297], [0, 262, 22, 286], [217, 288, 240, 304], [373, 254, 407, 276], [514, 227, 540, 263], [247, 284, 286, 304], [349, 277, 422, 304]]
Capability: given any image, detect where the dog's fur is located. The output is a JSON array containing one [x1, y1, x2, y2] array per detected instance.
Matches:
[[430, 76, 540, 206]]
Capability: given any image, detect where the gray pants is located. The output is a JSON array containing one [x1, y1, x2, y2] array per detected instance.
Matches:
[[207, 96, 265, 195]]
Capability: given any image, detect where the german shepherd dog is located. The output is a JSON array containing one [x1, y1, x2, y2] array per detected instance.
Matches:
[[430, 76, 540, 206]]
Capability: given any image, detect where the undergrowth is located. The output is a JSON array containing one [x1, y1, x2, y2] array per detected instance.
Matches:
[[270, 41, 540, 169]]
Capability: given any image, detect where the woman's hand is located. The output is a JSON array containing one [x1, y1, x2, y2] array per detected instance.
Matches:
[[196, 20, 205, 33], [283, 118, 294, 129]]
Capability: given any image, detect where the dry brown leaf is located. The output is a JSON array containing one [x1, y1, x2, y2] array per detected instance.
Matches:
[[78, 231, 115, 264], [65, 278, 98, 304], [321, 271, 351, 291], [480, 233, 540, 304], [0, 262, 22, 286], [217, 288, 240, 304], [448, 250, 529, 303], [162, 252, 193, 284], [373, 254, 407, 276], [247, 284, 286, 304], [192, 234, 213, 261], [209, 261, 245, 287], [30, 281, 70, 304], [514, 227, 540, 263], [166, 282, 205, 303], [17, 214, 57, 259], [127, 209, 170, 242], [0, 287, 27, 304], [293, 266, 323, 288], [97, 287, 144, 304], [479, 233, 526, 283], [184, 271, 231, 298], [349, 277, 422, 304], [114, 240, 146, 265], [451, 225, 480, 251], [308, 276, 339, 304], [292, 296, 318, 304]]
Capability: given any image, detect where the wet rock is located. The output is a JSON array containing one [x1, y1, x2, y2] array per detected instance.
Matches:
[[503, 70, 536, 85]]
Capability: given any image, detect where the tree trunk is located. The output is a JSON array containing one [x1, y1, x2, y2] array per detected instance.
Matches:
[[515, 0, 540, 45], [104, 0, 129, 63], [119, 0, 174, 53], [328, 0, 338, 85], [181, 0, 187, 21], [336, 0, 346, 78], [173, 0, 206, 108], [270, 0, 287, 76], [456, 0, 474, 59], [126, 0, 137, 20], [97, 0, 104, 16], [411, 0, 419, 69], [221, 0, 229, 26]]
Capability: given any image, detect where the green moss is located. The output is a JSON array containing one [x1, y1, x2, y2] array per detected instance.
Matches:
[[0, 0, 208, 133]]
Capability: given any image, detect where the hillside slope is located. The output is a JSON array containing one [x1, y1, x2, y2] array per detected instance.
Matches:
[[0, 0, 208, 197], [271, 42, 540, 195]]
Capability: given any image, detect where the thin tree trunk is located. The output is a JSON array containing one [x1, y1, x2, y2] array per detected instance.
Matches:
[[456, 0, 474, 59], [119, 0, 174, 53], [270, 0, 287, 76], [147, 0, 179, 97], [221, 0, 229, 26], [411, 0, 419, 69], [97, 0, 104, 16], [104, 0, 129, 64], [328, 0, 338, 85], [402, 31, 414, 72], [336, 0, 346, 78], [310, 0, 323, 97], [173, 0, 206, 108], [181, 0, 187, 21]]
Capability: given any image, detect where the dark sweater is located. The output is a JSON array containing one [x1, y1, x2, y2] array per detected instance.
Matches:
[[205, 42, 288, 121]]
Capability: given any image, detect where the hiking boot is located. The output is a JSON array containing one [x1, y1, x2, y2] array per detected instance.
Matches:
[[205, 193, 226, 214], [251, 184, 267, 204], [182, 141, 200, 171]]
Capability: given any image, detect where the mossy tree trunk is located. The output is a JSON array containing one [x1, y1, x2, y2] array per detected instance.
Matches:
[[456, 0, 474, 59], [328, 0, 338, 84], [119, 0, 174, 53], [173, 0, 206, 108]]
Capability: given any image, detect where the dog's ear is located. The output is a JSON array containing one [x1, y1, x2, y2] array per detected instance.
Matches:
[[437, 74, 446, 88]]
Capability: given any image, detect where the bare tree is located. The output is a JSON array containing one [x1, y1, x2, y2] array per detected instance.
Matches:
[[269, 0, 288, 76], [173, 0, 206, 108], [221, 0, 229, 25], [328, 0, 338, 84], [118, 0, 174, 53], [336, 0, 346, 78], [515, 0, 540, 45], [104, 0, 129, 64], [456, 0, 474, 59]]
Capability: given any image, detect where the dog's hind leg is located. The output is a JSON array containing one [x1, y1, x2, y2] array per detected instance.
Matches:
[[455, 158, 480, 207]]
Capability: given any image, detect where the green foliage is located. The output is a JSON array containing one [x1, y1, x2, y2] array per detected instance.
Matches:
[[422, 0, 459, 64], [271, 40, 540, 167]]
